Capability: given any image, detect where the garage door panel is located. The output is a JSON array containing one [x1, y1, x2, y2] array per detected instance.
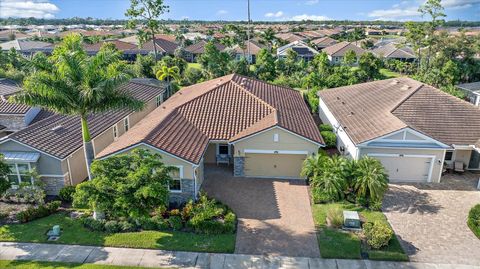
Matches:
[[244, 153, 305, 178], [373, 155, 432, 183]]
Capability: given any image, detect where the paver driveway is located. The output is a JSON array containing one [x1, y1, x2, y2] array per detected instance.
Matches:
[[202, 165, 320, 258], [383, 173, 480, 266]]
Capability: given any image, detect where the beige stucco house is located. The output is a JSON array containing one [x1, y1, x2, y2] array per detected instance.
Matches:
[[319, 77, 480, 183], [98, 74, 324, 204], [0, 79, 166, 194]]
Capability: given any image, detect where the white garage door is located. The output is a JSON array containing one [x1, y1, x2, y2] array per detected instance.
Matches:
[[371, 154, 433, 183]]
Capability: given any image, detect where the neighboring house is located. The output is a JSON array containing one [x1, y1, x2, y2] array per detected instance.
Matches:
[[184, 40, 225, 62], [84, 40, 148, 62], [0, 79, 43, 136], [140, 37, 179, 58], [119, 34, 177, 46], [319, 78, 480, 183], [372, 43, 417, 62], [0, 79, 166, 195], [457, 82, 480, 106], [232, 40, 265, 63], [311, 36, 338, 50], [274, 33, 306, 44], [98, 74, 324, 204], [322, 41, 366, 64], [0, 40, 52, 56], [277, 41, 319, 62], [0, 30, 29, 42]]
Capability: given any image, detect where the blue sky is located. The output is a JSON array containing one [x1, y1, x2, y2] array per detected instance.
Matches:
[[0, 0, 479, 21]]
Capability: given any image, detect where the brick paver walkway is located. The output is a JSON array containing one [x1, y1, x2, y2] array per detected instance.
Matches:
[[383, 172, 480, 265]]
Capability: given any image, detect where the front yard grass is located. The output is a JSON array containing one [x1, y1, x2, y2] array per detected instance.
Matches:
[[0, 260, 173, 269], [0, 212, 235, 253], [312, 202, 408, 261]]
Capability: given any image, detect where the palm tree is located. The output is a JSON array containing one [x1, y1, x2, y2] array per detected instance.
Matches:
[[352, 156, 389, 202], [12, 34, 144, 180], [156, 65, 180, 97], [261, 27, 276, 51]]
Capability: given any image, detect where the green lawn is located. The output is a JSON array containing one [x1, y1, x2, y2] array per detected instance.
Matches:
[[380, 68, 402, 79], [0, 260, 172, 269], [0, 213, 235, 253], [187, 63, 202, 70], [312, 202, 408, 261]]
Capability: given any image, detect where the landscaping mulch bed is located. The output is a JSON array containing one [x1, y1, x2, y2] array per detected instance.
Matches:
[[0, 202, 30, 224]]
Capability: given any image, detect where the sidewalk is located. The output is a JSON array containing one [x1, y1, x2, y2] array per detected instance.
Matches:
[[0, 242, 478, 269]]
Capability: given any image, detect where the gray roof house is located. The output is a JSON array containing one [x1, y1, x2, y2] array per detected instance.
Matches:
[[457, 82, 480, 106], [319, 77, 480, 184], [322, 41, 366, 64], [0, 40, 52, 56], [0, 79, 166, 195], [277, 41, 319, 62], [372, 43, 416, 62]]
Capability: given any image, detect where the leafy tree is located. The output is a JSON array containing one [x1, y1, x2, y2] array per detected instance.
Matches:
[[73, 149, 174, 219], [134, 54, 156, 78], [254, 48, 276, 81], [0, 154, 11, 196], [12, 34, 144, 180], [198, 41, 231, 79], [228, 57, 250, 76], [125, 0, 169, 61], [181, 67, 204, 86], [352, 156, 389, 203], [343, 50, 357, 65], [260, 27, 276, 50], [358, 52, 382, 81]]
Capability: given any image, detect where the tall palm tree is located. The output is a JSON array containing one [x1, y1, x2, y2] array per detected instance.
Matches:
[[352, 156, 389, 202], [156, 65, 180, 97], [12, 34, 144, 180]]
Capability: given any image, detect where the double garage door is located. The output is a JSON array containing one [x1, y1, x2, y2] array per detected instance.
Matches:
[[244, 153, 306, 178], [372, 154, 433, 183]]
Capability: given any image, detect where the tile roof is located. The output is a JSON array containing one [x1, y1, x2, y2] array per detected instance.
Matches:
[[0, 79, 30, 114], [98, 74, 324, 164], [84, 40, 137, 52], [311, 37, 338, 47], [457, 82, 480, 93], [141, 38, 179, 54], [318, 77, 480, 147], [322, 41, 366, 57], [0, 40, 51, 51], [232, 40, 265, 55], [0, 79, 22, 97], [372, 43, 416, 59], [7, 81, 166, 159], [185, 40, 225, 54]]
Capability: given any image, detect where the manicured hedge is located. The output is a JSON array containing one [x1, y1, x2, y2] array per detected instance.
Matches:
[[16, 201, 61, 223], [468, 204, 480, 238]]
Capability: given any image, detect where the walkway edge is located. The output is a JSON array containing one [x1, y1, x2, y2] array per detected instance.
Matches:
[[0, 242, 479, 269]]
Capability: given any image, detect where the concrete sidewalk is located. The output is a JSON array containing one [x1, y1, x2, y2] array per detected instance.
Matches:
[[0, 242, 478, 269]]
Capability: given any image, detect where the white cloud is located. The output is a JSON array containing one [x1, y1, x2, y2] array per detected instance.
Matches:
[[0, 0, 59, 19], [265, 11, 284, 18], [305, 0, 319, 5], [368, 7, 420, 19], [442, 0, 480, 8], [216, 9, 228, 16], [288, 14, 331, 21]]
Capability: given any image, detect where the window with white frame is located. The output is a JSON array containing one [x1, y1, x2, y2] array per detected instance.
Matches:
[[156, 95, 162, 107], [124, 117, 129, 132], [7, 163, 33, 185], [168, 166, 182, 192], [113, 125, 118, 139]]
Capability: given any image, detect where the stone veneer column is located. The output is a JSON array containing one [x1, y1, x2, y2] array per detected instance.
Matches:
[[169, 178, 195, 205], [233, 157, 245, 177]]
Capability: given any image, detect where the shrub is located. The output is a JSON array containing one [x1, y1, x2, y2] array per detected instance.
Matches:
[[104, 220, 122, 233], [81, 217, 105, 232], [468, 204, 480, 238], [320, 131, 337, 148], [355, 196, 368, 207], [58, 186, 76, 202], [326, 208, 343, 228], [138, 217, 157, 231], [152, 215, 169, 230], [168, 215, 183, 231], [16, 201, 60, 223], [363, 221, 394, 249], [312, 188, 335, 204], [319, 124, 334, 132], [119, 221, 136, 232], [3, 185, 45, 204], [170, 209, 181, 216], [223, 212, 237, 234], [369, 199, 383, 211], [181, 201, 194, 221]]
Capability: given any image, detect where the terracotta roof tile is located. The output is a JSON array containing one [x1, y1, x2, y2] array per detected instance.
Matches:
[[99, 74, 323, 163]]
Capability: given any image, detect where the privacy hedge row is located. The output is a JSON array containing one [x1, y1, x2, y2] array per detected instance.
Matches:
[[468, 204, 480, 239], [16, 201, 61, 223]]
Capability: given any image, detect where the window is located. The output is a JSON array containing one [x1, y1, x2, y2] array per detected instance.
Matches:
[[445, 151, 453, 161], [218, 144, 229, 155], [168, 166, 182, 192], [113, 125, 118, 139], [124, 117, 129, 132], [156, 95, 162, 107], [7, 163, 32, 185], [273, 133, 279, 142]]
